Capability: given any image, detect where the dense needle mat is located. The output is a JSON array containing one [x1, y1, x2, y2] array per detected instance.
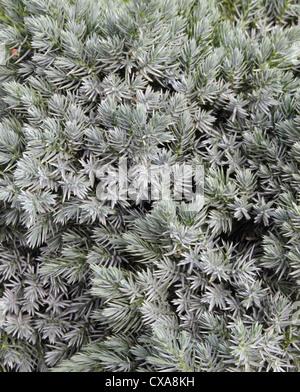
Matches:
[[0, 0, 299, 372]]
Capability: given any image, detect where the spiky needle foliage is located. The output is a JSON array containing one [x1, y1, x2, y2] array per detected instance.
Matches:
[[0, 0, 300, 372]]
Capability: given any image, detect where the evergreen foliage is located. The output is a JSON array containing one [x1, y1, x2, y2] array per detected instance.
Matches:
[[0, 0, 299, 372]]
